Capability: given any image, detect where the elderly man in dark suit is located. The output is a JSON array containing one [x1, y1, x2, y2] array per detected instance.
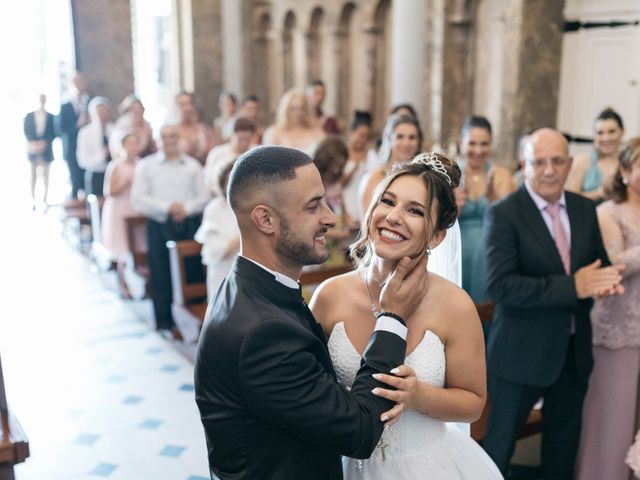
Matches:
[[194, 146, 428, 480], [482, 128, 625, 479]]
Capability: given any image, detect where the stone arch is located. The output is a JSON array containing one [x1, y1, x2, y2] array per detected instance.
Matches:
[[371, 0, 393, 132], [282, 10, 297, 91], [336, 2, 356, 126], [306, 7, 325, 82]]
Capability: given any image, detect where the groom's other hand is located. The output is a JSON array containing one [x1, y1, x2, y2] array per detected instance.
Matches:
[[380, 255, 428, 321]]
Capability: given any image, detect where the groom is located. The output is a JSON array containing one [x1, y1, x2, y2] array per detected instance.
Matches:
[[194, 146, 427, 480]]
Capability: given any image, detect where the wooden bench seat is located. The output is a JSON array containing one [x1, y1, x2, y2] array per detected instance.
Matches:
[[61, 198, 92, 253], [123, 215, 150, 299], [167, 240, 208, 343], [470, 301, 543, 443]]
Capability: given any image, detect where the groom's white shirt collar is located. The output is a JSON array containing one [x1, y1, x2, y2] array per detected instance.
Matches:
[[241, 256, 300, 289]]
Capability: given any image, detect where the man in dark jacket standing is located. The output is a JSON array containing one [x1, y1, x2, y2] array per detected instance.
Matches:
[[57, 72, 90, 199], [195, 146, 427, 480], [24, 93, 56, 208]]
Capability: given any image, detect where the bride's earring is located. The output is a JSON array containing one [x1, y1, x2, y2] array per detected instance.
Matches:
[[623, 177, 629, 185], [426, 245, 433, 256]]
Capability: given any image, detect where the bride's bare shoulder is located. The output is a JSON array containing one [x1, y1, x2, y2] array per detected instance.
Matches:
[[426, 273, 479, 325], [309, 271, 360, 310]]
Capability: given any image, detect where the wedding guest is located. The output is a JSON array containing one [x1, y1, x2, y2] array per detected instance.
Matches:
[[307, 79, 340, 134], [131, 124, 209, 340], [203, 117, 256, 196], [213, 91, 238, 145], [263, 88, 325, 154], [57, 72, 90, 199], [313, 137, 349, 214], [238, 94, 264, 144], [195, 161, 239, 301], [577, 137, 640, 480], [359, 114, 422, 215], [23, 94, 56, 208], [77, 97, 114, 197], [109, 95, 156, 158], [342, 111, 380, 221], [101, 132, 140, 298], [457, 115, 515, 302], [175, 91, 214, 164], [482, 128, 624, 478], [566, 108, 625, 202]]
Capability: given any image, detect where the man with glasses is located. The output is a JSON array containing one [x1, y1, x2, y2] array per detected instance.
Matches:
[[482, 128, 625, 479]]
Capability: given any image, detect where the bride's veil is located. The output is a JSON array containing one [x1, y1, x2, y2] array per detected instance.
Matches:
[[427, 219, 471, 435], [427, 220, 462, 287]]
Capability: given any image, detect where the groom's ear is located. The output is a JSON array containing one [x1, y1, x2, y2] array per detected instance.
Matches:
[[251, 204, 278, 235]]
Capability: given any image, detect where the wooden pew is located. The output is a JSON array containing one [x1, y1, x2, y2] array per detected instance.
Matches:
[[167, 240, 208, 343], [0, 354, 29, 480], [61, 198, 91, 254], [470, 301, 543, 443], [123, 216, 150, 299]]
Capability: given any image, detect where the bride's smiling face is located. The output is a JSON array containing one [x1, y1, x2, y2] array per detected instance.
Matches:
[[369, 175, 436, 260]]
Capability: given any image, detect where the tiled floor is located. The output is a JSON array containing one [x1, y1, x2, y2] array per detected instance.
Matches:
[[1, 208, 210, 480]]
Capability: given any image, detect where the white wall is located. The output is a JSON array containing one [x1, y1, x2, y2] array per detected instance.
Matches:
[[222, 0, 244, 97], [557, 0, 640, 151]]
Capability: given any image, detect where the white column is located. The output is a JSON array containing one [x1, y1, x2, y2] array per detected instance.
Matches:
[[222, 0, 244, 96], [390, 0, 426, 116]]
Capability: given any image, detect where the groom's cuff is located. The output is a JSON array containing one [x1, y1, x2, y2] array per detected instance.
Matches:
[[374, 313, 408, 340]]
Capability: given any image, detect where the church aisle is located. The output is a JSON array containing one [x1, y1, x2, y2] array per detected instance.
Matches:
[[1, 208, 209, 480]]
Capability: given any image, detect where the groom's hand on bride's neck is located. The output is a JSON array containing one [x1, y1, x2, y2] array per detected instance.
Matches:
[[380, 255, 428, 322]]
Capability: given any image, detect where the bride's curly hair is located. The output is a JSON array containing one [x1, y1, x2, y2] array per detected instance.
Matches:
[[349, 152, 461, 269]]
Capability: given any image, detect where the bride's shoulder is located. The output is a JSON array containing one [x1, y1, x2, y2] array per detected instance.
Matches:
[[426, 273, 479, 327], [309, 271, 360, 334]]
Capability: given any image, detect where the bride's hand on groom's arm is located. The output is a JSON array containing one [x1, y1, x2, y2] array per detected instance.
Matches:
[[372, 365, 424, 427]]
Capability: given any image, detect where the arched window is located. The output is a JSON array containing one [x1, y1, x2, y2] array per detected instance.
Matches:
[[336, 3, 356, 125], [252, 12, 275, 123], [283, 11, 296, 90], [372, 0, 392, 132], [307, 7, 325, 82]]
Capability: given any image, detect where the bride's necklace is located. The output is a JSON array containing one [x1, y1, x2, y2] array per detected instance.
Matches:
[[363, 274, 382, 319]]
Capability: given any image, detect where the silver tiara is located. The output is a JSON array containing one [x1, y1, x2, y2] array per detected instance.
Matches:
[[410, 152, 452, 185]]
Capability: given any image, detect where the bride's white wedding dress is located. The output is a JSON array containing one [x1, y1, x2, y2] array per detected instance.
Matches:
[[328, 321, 502, 479]]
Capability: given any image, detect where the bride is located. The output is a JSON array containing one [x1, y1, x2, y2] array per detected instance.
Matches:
[[310, 153, 502, 479]]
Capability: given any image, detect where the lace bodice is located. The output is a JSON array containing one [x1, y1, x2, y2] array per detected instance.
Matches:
[[591, 201, 640, 349], [328, 322, 447, 459]]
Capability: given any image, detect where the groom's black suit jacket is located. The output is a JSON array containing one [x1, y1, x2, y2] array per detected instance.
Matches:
[[194, 256, 406, 480]]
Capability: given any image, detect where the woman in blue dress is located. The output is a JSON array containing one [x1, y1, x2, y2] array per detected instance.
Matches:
[[566, 107, 625, 203], [458, 116, 515, 302]]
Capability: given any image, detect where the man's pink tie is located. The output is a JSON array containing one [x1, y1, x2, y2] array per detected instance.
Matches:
[[546, 203, 570, 274]]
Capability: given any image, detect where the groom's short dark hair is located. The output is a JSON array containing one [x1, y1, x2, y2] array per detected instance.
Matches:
[[227, 146, 312, 210]]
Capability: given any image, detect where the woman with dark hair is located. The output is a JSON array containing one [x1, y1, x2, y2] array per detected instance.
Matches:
[[359, 114, 423, 216], [310, 153, 501, 479], [567, 107, 625, 202], [458, 115, 515, 302], [577, 137, 640, 480], [342, 111, 380, 220]]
